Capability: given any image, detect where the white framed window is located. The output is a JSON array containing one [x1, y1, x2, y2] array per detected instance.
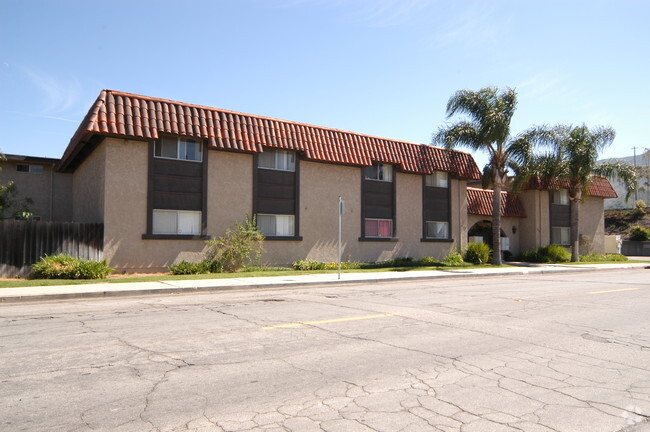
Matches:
[[551, 227, 570, 246], [364, 163, 393, 182], [258, 149, 295, 172], [364, 218, 393, 238], [154, 137, 202, 162], [152, 210, 201, 235], [257, 214, 295, 237], [16, 164, 43, 174], [551, 189, 569, 205], [425, 171, 448, 188], [425, 221, 449, 239]]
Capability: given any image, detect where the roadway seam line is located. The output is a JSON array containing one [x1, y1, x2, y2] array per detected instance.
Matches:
[[587, 287, 640, 295], [262, 313, 395, 329]]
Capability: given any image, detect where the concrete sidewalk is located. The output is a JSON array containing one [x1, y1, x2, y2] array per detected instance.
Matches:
[[1, 261, 647, 303]]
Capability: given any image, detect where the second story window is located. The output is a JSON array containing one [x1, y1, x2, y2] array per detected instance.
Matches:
[[425, 171, 448, 188], [364, 163, 393, 182], [551, 189, 569, 205], [258, 149, 295, 171], [16, 164, 44, 174], [154, 137, 202, 162]]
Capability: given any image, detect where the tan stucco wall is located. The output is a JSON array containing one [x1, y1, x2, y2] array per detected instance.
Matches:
[[262, 163, 464, 264], [517, 190, 550, 253], [0, 159, 72, 221], [72, 143, 106, 223], [52, 172, 73, 221], [101, 138, 205, 271], [579, 196, 605, 254], [207, 150, 253, 237], [451, 178, 468, 252], [84, 142, 470, 270]]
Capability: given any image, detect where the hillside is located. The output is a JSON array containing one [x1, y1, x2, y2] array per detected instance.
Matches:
[[600, 150, 650, 209], [604, 207, 650, 238]]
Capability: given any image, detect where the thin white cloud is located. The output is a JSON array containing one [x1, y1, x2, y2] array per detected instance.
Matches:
[[277, 0, 432, 27], [434, 1, 504, 50], [355, 0, 432, 27], [23, 68, 82, 114], [516, 71, 579, 106]]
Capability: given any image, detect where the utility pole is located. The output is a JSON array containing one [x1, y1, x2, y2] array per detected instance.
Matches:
[[633, 147, 639, 202], [337, 196, 344, 280]]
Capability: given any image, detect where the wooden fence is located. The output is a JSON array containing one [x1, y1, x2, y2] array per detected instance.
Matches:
[[0, 220, 104, 278]]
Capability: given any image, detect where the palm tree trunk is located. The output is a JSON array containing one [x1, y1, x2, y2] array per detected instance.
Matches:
[[570, 195, 581, 262], [492, 184, 502, 265]]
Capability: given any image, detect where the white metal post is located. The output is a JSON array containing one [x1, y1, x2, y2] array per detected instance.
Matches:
[[338, 196, 343, 280]]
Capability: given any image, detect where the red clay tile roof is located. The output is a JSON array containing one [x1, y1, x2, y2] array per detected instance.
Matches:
[[467, 188, 526, 218], [524, 176, 617, 199], [59, 89, 481, 179]]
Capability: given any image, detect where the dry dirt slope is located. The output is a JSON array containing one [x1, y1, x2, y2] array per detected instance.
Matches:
[[604, 207, 649, 238]]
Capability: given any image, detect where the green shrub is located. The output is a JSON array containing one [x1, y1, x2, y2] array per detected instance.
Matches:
[[463, 242, 492, 265], [293, 259, 325, 271], [443, 251, 465, 266], [629, 225, 650, 241], [322, 261, 361, 270], [420, 256, 442, 265], [31, 254, 114, 279], [169, 259, 223, 275], [519, 244, 570, 263], [392, 257, 414, 266], [519, 249, 539, 262], [293, 260, 361, 270], [169, 260, 201, 275], [205, 215, 264, 272], [579, 253, 628, 262]]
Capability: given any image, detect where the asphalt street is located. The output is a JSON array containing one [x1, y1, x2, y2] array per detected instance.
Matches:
[[1, 269, 649, 432]]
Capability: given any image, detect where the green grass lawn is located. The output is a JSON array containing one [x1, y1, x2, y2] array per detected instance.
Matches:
[[556, 260, 650, 265], [2, 260, 640, 289], [0, 264, 506, 288]]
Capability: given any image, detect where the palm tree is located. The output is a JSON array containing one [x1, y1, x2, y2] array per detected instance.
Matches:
[[434, 87, 532, 265], [522, 124, 637, 261]]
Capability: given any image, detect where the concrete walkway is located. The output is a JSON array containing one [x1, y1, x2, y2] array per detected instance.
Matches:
[[1, 261, 647, 303]]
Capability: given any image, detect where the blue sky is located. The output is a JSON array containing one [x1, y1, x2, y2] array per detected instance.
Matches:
[[1, 0, 648, 169]]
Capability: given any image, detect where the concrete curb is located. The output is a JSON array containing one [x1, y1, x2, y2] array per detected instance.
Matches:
[[1, 263, 647, 304]]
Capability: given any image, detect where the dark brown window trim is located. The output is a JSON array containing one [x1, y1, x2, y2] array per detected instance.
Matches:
[[142, 234, 210, 240], [252, 152, 301, 240], [421, 174, 452, 241], [420, 238, 454, 243], [358, 237, 399, 242], [145, 138, 208, 237], [264, 236, 304, 241], [360, 163, 397, 238]]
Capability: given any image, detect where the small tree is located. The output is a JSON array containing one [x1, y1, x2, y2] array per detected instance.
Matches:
[[0, 151, 34, 220], [205, 215, 265, 272]]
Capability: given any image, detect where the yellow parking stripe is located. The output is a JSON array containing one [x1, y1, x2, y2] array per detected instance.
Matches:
[[263, 313, 394, 329], [588, 288, 640, 295]]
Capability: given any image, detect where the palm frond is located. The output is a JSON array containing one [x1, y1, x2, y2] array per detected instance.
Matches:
[[432, 122, 486, 152], [595, 161, 637, 200], [445, 88, 495, 123]]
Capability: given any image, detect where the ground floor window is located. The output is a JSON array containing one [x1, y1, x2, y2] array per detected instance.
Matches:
[[152, 210, 202, 235], [257, 214, 295, 237], [551, 226, 570, 246], [364, 218, 393, 238], [425, 221, 449, 239]]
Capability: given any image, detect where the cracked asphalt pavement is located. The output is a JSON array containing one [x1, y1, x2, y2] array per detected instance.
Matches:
[[1, 269, 649, 432]]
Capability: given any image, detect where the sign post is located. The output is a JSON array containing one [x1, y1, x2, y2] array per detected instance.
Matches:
[[338, 196, 344, 280]]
